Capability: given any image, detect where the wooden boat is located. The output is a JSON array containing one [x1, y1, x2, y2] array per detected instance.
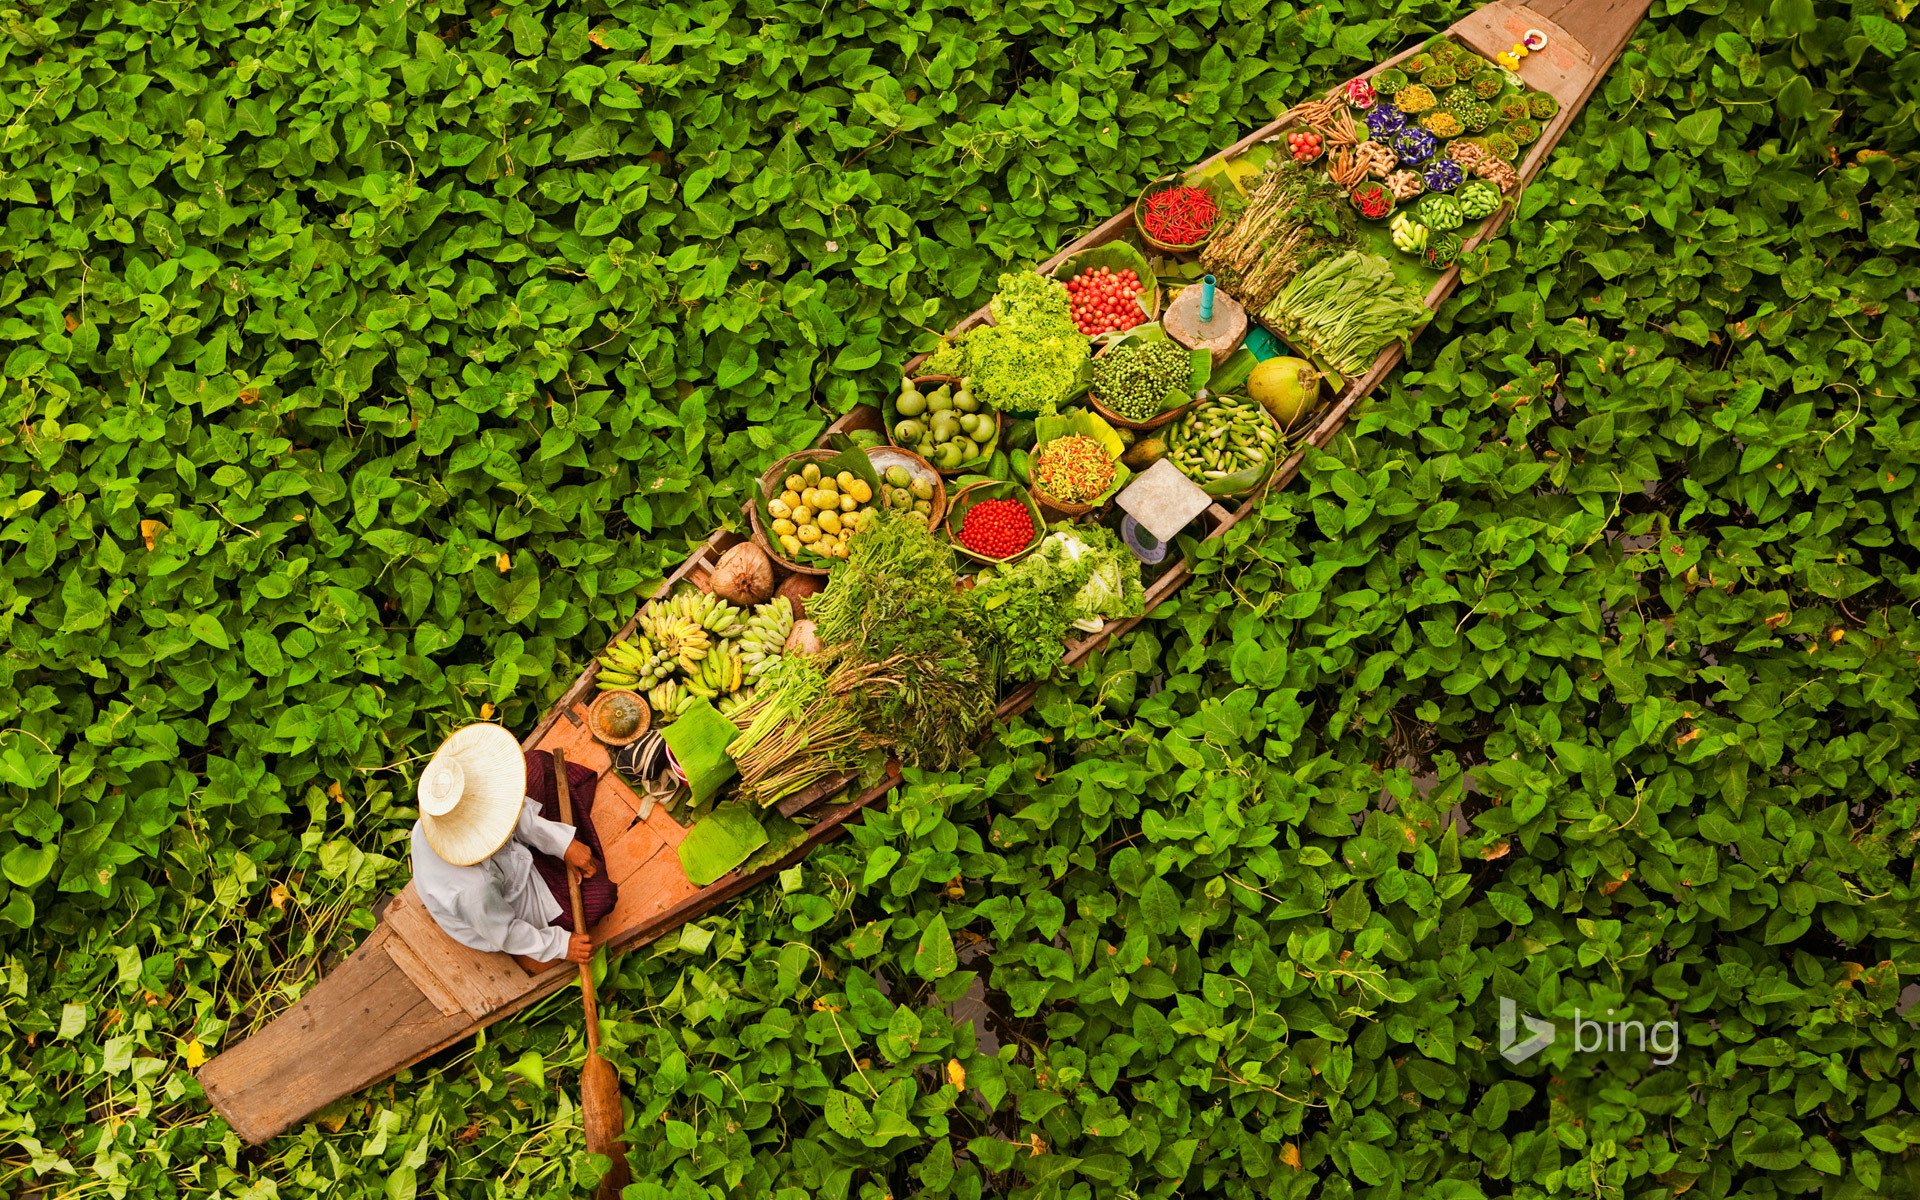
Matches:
[[200, 0, 1653, 1145]]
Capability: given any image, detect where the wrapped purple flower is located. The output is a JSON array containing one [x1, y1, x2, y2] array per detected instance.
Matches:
[[1392, 127, 1438, 166], [1366, 105, 1406, 137], [1423, 158, 1464, 192]]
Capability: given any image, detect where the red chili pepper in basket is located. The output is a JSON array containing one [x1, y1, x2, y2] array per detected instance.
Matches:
[[1142, 186, 1218, 244]]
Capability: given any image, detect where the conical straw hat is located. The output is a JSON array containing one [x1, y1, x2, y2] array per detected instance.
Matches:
[[417, 724, 526, 866]]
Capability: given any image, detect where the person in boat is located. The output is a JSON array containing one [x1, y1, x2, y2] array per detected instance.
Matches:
[[410, 724, 618, 971]]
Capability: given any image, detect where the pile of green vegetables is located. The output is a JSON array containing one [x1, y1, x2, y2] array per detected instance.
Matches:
[[1257, 250, 1432, 374], [805, 511, 998, 772], [921, 273, 1089, 414], [1091, 338, 1194, 422], [1166, 395, 1283, 491], [972, 523, 1144, 682]]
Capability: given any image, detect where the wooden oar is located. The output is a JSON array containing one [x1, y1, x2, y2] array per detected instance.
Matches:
[[552, 749, 632, 1199]]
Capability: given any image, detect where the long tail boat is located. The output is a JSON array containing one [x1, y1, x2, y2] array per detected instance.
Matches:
[[201, 0, 1653, 1145]]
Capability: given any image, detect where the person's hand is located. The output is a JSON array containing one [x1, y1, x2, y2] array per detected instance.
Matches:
[[566, 933, 594, 964], [564, 839, 598, 878]]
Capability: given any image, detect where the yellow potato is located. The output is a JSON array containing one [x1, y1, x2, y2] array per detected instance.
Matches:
[[817, 510, 842, 535], [772, 517, 796, 537], [846, 480, 873, 504], [797, 524, 820, 544], [801, 463, 821, 485], [784, 474, 806, 494], [836, 470, 857, 491], [768, 499, 792, 520], [781, 489, 802, 509], [791, 504, 813, 526], [831, 540, 851, 558], [840, 494, 858, 512], [779, 533, 802, 557]]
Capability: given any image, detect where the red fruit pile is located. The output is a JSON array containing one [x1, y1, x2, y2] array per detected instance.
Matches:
[[1287, 129, 1325, 162], [1065, 267, 1146, 337], [957, 498, 1035, 559]]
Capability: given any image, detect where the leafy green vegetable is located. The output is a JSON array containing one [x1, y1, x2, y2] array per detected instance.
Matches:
[[937, 273, 1090, 414], [810, 512, 995, 770], [974, 522, 1144, 680]]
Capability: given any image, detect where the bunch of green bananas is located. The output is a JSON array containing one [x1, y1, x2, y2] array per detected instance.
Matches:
[[594, 633, 676, 691], [683, 642, 744, 699], [666, 588, 741, 637], [736, 596, 794, 679], [647, 679, 695, 723], [717, 687, 757, 719]]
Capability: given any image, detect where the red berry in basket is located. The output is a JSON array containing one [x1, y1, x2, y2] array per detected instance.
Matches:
[[957, 498, 1036, 559]]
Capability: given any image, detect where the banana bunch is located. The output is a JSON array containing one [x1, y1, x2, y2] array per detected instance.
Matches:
[[634, 608, 710, 672], [683, 642, 744, 699], [594, 633, 677, 691], [668, 588, 741, 638], [718, 687, 757, 719], [648, 679, 694, 724], [737, 596, 794, 678]]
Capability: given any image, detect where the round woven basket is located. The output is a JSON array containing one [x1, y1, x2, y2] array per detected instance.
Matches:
[[1133, 176, 1217, 253], [1084, 337, 1205, 432], [1047, 248, 1162, 328], [749, 449, 842, 577]]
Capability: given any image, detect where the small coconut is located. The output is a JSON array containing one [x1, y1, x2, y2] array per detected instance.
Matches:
[[775, 573, 825, 621], [710, 542, 775, 606], [784, 619, 822, 657]]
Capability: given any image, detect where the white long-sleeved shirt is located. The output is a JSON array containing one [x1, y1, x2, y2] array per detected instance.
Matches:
[[411, 798, 577, 962]]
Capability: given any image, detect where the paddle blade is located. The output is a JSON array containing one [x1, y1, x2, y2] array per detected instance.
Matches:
[[580, 1051, 631, 1198]]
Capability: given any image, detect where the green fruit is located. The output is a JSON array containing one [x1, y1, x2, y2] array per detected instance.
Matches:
[[929, 412, 960, 442], [1122, 435, 1167, 469], [953, 389, 978, 412], [926, 387, 953, 413], [954, 437, 979, 461], [894, 419, 926, 443], [936, 443, 966, 469], [895, 390, 926, 417], [885, 464, 912, 487], [1247, 357, 1321, 430]]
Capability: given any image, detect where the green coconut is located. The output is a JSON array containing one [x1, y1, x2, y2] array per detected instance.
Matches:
[[1248, 357, 1322, 430]]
